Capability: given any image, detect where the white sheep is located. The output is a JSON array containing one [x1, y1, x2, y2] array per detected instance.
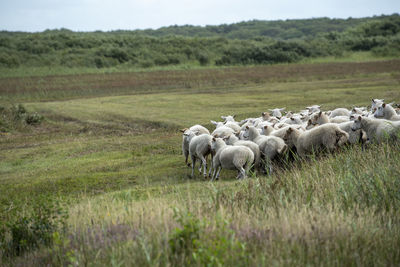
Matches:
[[351, 116, 400, 143], [306, 105, 321, 114], [329, 108, 350, 118], [269, 108, 285, 119], [210, 137, 254, 180], [283, 123, 349, 157], [180, 125, 210, 166], [374, 103, 400, 121], [221, 115, 237, 123], [224, 134, 261, 170], [212, 126, 236, 138], [337, 121, 368, 145], [211, 120, 241, 132], [330, 116, 350, 124], [189, 133, 213, 178], [244, 126, 287, 173], [371, 98, 384, 112]]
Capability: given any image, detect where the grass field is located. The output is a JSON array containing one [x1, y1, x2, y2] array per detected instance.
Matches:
[[1, 58, 400, 266]]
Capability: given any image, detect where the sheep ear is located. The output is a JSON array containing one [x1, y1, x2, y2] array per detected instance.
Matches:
[[211, 120, 218, 125], [318, 111, 322, 117], [261, 112, 266, 116], [179, 128, 188, 133], [382, 103, 386, 108], [221, 116, 226, 120]]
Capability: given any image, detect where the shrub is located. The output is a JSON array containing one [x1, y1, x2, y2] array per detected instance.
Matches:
[[0, 199, 68, 258]]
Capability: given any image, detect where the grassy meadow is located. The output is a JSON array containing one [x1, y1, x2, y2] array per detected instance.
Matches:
[[1, 58, 400, 266]]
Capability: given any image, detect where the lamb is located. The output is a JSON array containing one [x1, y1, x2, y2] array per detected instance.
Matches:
[[351, 116, 400, 143], [244, 126, 287, 173], [224, 134, 261, 170], [210, 137, 254, 181], [329, 108, 350, 118], [189, 133, 213, 178], [180, 125, 210, 166], [283, 123, 349, 157], [374, 103, 400, 121]]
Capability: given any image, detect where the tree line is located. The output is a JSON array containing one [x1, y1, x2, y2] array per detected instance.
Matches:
[[0, 14, 399, 69]]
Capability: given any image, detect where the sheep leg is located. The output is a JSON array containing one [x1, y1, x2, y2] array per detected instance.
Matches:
[[215, 166, 222, 181], [184, 151, 190, 167], [238, 167, 246, 179], [200, 156, 207, 178], [191, 155, 196, 178]]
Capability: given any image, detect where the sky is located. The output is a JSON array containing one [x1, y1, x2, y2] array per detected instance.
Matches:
[[0, 0, 399, 32]]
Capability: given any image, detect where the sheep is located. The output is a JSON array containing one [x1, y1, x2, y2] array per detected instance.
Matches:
[[212, 126, 236, 138], [221, 115, 237, 123], [371, 99, 384, 112], [180, 125, 210, 166], [211, 120, 241, 132], [310, 111, 330, 125], [269, 108, 285, 119], [351, 107, 367, 115], [330, 116, 350, 124], [210, 137, 254, 181], [337, 121, 368, 145], [306, 105, 321, 114], [265, 125, 306, 151], [329, 108, 350, 118], [374, 103, 400, 121], [243, 126, 287, 173], [224, 134, 261, 170], [189, 133, 213, 178], [283, 123, 349, 157], [280, 116, 303, 125], [351, 116, 400, 143]]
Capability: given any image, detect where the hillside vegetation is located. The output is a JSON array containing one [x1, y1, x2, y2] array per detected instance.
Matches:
[[0, 14, 399, 71], [0, 59, 400, 265]]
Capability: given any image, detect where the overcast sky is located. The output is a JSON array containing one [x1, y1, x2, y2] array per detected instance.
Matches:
[[0, 0, 399, 32]]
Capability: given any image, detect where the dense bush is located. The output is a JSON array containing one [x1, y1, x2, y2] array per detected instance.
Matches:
[[0, 104, 43, 132], [0, 199, 68, 258]]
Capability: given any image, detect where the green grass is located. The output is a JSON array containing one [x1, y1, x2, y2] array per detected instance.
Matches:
[[1, 60, 400, 265]]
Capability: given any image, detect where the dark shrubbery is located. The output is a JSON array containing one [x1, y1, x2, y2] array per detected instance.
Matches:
[[0, 104, 43, 132], [0, 199, 68, 258]]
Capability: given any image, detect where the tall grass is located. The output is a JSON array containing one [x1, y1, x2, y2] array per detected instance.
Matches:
[[5, 142, 399, 266]]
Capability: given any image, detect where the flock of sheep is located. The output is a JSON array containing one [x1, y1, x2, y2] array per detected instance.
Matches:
[[180, 99, 400, 181]]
